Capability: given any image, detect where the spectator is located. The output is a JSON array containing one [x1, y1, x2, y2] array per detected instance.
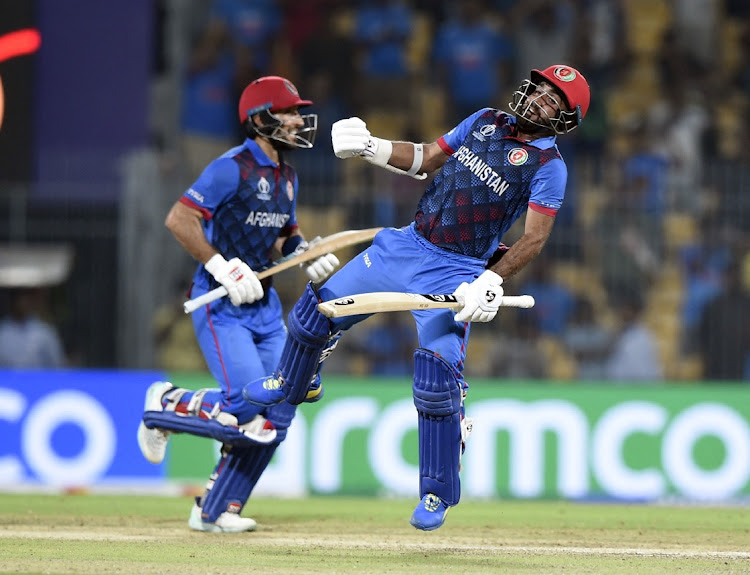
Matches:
[[296, 6, 355, 112], [352, 0, 414, 112], [432, 0, 514, 124], [605, 290, 663, 382], [487, 312, 548, 379], [362, 313, 417, 376], [678, 215, 732, 353], [648, 74, 710, 214], [180, 1, 285, 182], [696, 258, 750, 381], [179, 7, 238, 182], [668, 0, 720, 72], [213, 0, 283, 86], [593, 180, 662, 298], [512, 0, 576, 82], [519, 255, 575, 336], [561, 296, 612, 380], [621, 120, 670, 218], [0, 288, 65, 368], [569, 0, 626, 186], [292, 69, 351, 205]]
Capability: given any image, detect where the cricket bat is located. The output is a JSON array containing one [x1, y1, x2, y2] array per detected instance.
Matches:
[[183, 227, 383, 313], [317, 292, 535, 318]]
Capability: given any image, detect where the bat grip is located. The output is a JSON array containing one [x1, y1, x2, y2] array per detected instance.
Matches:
[[499, 295, 535, 308], [183, 286, 228, 314]]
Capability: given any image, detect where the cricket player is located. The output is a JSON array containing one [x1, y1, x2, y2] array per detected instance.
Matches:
[[137, 76, 339, 532], [244, 65, 590, 530]]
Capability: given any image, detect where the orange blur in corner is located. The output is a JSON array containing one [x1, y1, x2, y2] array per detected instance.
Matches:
[[0, 28, 42, 130]]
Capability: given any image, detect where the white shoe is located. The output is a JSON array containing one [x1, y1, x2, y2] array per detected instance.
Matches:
[[188, 503, 257, 533], [137, 381, 173, 464]]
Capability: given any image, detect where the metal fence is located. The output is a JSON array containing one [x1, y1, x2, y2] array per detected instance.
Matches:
[[1, 143, 748, 382]]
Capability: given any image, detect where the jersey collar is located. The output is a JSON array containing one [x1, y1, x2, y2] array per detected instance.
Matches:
[[243, 138, 278, 167]]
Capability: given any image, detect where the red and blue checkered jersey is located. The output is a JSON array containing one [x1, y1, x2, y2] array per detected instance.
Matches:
[[179, 138, 300, 290], [415, 108, 567, 261]]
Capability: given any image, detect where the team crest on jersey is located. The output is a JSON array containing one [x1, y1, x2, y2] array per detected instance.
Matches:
[[553, 66, 576, 82], [256, 176, 271, 200], [507, 148, 529, 166], [286, 180, 294, 201]]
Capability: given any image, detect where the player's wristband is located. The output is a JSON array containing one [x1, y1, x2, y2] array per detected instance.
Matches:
[[407, 143, 423, 176], [282, 235, 306, 256]]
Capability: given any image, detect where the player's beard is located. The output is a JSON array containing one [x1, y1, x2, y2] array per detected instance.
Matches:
[[515, 114, 556, 137]]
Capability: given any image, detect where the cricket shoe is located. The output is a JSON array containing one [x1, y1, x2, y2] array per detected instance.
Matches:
[[304, 375, 325, 403], [188, 503, 257, 533], [242, 375, 286, 407], [409, 493, 451, 531], [242, 375, 324, 407], [137, 381, 173, 464]]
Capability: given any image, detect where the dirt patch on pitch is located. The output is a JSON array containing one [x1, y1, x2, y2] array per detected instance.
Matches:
[[3, 527, 750, 560]]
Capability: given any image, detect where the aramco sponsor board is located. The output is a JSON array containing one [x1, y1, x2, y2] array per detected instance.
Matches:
[[2, 370, 749, 501]]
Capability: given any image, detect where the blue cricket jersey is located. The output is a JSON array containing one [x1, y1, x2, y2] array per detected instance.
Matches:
[[318, 110, 570, 377], [179, 138, 300, 291], [415, 109, 567, 260]]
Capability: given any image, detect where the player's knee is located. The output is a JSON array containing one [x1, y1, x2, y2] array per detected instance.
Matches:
[[413, 348, 462, 417], [288, 282, 331, 346]]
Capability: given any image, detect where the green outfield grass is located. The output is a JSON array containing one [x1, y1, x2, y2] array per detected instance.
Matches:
[[0, 494, 748, 574]]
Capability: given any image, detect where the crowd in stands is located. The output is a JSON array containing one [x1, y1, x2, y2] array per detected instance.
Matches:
[[150, 0, 750, 382]]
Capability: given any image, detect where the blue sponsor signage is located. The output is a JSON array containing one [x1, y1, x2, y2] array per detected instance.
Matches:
[[0, 370, 167, 487]]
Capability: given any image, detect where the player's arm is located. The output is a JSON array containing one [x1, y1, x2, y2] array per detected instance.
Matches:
[[331, 117, 449, 178], [165, 200, 263, 306], [451, 211, 553, 324], [491, 155, 566, 279], [489, 208, 555, 280], [165, 200, 218, 264], [389, 141, 449, 174]]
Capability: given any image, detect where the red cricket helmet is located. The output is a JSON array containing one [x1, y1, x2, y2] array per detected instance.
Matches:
[[238, 76, 317, 149], [531, 65, 590, 127], [238, 76, 312, 124]]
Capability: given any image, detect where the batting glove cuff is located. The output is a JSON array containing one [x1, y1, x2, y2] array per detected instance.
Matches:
[[204, 253, 229, 277]]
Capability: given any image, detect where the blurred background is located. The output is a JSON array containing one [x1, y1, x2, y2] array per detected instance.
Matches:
[[1, 0, 749, 500], [3, 0, 750, 382]]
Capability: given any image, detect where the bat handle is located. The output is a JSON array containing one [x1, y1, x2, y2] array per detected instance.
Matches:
[[183, 286, 228, 314], [454, 294, 535, 309], [499, 295, 535, 308]]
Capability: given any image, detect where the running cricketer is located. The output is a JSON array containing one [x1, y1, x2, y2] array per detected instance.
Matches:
[[244, 65, 590, 530], [137, 76, 339, 532]]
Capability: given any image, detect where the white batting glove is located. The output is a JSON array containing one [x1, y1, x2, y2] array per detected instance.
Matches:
[[331, 117, 394, 169], [304, 253, 340, 282], [453, 270, 504, 323], [332, 117, 370, 158], [292, 238, 340, 283], [204, 254, 264, 306]]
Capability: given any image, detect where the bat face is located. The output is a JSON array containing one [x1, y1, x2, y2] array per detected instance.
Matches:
[[317, 292, 535, 318]]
